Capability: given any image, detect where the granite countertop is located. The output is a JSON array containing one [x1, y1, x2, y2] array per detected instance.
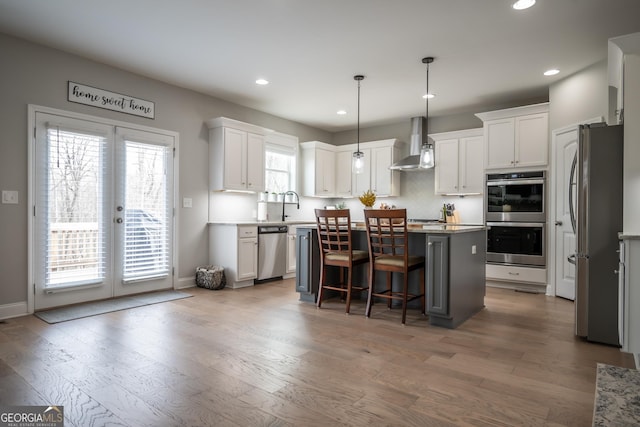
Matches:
[[296, 222, 485, 234], [208, 220, 316, 226], [593, 363, 640, 426], [619, 232, 640, 240], [208, 220, 485, 234]]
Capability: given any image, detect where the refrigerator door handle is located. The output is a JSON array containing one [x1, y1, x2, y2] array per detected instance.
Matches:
[[568, 152, 577, 234]]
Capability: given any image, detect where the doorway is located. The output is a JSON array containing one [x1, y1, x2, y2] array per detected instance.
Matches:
[[31, 107, 176, 310], [553, 126, 578, 300]]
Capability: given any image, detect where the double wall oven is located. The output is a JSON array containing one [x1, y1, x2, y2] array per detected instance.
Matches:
[[486, 171, 546, 268]]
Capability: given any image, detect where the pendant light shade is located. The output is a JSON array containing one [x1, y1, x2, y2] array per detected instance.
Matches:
[[353, 75, 365, 174], [419, 57, 435, 169]]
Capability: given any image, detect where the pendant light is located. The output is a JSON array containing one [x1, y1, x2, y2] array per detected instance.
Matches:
[[419, 57, 435, 169], [352, 75, 365, 174]]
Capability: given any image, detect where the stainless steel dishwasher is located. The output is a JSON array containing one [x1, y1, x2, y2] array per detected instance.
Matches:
[[257, 225, 288, 281]]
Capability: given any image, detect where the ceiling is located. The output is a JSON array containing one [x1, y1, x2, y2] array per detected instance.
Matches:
[[1, 0, 640, 132]]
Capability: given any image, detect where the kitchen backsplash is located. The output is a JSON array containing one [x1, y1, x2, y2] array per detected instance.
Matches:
[[208, 170, 483, 224]]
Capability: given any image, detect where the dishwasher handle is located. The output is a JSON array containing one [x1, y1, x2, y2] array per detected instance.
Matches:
[[258, 225, 288, 234]]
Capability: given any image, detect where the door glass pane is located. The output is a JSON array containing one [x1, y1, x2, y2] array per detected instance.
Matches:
[[45, 126, 107, 288], [123, 141, 170, 281]]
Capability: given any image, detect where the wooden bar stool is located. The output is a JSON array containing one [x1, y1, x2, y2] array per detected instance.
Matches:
[[363, 208, 426, 324], [315, 208, 369, 313]]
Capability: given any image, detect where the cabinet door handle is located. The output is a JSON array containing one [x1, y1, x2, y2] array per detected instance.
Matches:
[[508, 271, 520, 276]]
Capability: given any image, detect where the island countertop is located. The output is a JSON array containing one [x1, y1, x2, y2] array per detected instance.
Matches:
[[296, 223, 485, 234]]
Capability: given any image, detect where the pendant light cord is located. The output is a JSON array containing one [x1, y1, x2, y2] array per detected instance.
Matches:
[[422, 57, 434, 141], [357, 78, 360, 151], [354, 75, 364, 153], [425, 62, 429, 136]]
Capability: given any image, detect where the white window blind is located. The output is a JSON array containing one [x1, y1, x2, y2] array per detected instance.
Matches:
[[122, 140, 171, 282], [42, 124, 108, 288]]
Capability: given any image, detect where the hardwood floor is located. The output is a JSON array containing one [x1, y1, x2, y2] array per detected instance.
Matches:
[[0, 281, 634, 426]]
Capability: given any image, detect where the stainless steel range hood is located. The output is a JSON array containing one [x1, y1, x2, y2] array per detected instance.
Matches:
[[389, 116, 433, 171]]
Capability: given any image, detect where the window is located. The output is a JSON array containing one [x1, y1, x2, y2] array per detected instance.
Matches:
[[265, 143, 296, 194]]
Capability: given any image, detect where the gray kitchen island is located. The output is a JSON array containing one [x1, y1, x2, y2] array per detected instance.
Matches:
[[295, 223, 486, 329]]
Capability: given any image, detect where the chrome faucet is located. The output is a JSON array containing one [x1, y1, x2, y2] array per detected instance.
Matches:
[[281, 191, 300, 222]]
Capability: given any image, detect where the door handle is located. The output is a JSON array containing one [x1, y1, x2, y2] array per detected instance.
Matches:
[[116, 218, 123, 224], [567, 254, 576, 265], [555, 221, 563, 226]]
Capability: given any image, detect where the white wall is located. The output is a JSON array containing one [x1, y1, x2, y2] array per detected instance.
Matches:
[[623, 54, 640, 234]]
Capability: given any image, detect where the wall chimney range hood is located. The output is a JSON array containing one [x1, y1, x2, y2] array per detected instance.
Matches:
[[390, 57, 436, 171], [389, 116, 432, 171]]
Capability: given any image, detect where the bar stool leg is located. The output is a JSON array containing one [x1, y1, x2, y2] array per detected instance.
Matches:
[[317, 265, 326, 308]]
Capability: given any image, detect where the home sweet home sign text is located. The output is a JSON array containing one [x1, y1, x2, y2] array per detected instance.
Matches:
[[67, 81, 155, 119]]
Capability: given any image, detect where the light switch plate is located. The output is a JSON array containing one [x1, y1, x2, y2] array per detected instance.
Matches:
[[2, 190, 18, 204], [182, 197, 193, 208]]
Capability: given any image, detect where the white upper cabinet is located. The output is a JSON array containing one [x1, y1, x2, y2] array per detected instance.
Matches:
[[476, 103, 549, 170], [370, 144, 399, 196], [301, 139, 400, 198], [335, 149, 355, 197], [206, 117, 266, 192], [432, 128, 484, 195], [300, 141, 336, 197]]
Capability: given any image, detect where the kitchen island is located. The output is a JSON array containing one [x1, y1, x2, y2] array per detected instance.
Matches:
[[295, 223, 486, 329]]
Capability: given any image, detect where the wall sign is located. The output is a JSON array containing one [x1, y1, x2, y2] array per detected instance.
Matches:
[[67, 81, 155, 119]]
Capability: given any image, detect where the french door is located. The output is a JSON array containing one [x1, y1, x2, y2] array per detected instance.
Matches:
[[33, 111, 174, 310]]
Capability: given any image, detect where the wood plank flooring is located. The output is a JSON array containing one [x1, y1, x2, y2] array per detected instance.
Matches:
[[0, 281, 634, 426]]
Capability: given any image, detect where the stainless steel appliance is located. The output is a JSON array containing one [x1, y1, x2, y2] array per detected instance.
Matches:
[[571, 123, 623, 346], [486, 171, 545, 222], [486, 222, 546, 267], [257, 225, 288, 281], [486, 170, 546, 268]]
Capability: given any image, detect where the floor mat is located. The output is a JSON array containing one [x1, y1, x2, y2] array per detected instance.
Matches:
[[34, 290, 192, 324]]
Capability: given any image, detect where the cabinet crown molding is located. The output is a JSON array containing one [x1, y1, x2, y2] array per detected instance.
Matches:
[[206, 116, 273, 135], [429, 128, 483, 141], [300, 138, 401, 152], [475, 102, 549, 122]]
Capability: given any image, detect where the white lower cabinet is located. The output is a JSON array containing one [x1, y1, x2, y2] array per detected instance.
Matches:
[[486, 264, 547, 292], [209, 224, 258, 288], [621, 237, 640, 364]]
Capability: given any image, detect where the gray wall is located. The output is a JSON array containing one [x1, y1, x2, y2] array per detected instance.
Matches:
[[0, 33, 330, 308], [1, 29, 603, 313], [549, 60, 608, 130]]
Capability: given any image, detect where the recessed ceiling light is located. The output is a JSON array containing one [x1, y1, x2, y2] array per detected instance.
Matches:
[[337, 110, 347, 115], [544, 69, 560, 76], [255, 79, 269, 85], [512, 0, 535, 10], [422, 93, 435, 99]]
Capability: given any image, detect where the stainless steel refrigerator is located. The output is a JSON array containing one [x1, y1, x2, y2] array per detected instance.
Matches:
[[570, 123, 623, 346]]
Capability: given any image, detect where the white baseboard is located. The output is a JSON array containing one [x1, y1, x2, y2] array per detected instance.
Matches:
[[0, 301, 29, 320], [176, 276, 196, 289]]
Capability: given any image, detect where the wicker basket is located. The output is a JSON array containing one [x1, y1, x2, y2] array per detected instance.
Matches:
[[195, 265, 226, 290]]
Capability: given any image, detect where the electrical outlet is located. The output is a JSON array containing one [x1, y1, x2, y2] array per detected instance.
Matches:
[[471, 245, 477, 255], [2, 190, 18, 204]]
